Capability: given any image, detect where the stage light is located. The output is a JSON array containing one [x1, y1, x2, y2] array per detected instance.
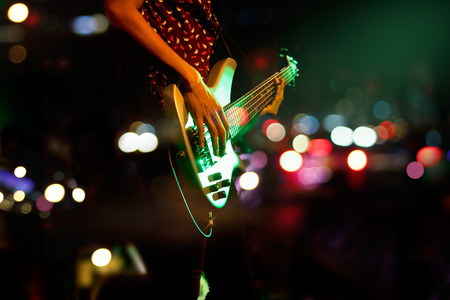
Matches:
[[262, 119, 279, 135], [13, 190, 25, 202], [308, 139, 332, 157], [0, 192, 3, 203], [8, 3, 29, 23], [353, 126, 376, 148], [14, 166, 26, 178], [71, 15, 99, 36], [406, 161, 424, 179], [118, 132, 139, 153], [330, 126, 353, 147], [137, 132, 158, 153], [323, 114, 346, 132], [44, 183, 65, 203], [8, 44, 26, 63], [91, 248, 112, 267], [136, 122, 156, 135], [373, 100, 391, 120], [416, 146, 442, 167], [239, 172, 259, 190], [72, 188, 86, 203], [377, 121, 395, 140], [293, 114, 319, 135], [20, 202, 32, 214], [347, 150, 368, 171], [279, 150, 303, 172], [426, 130, 441, 147], [292, 134, 310, 153], [36, 195, 53, 212], [298, 165, 332, 186], [266, 122, 285, 142], [92, 13, 109, 34], [250, 151, 268, 169]]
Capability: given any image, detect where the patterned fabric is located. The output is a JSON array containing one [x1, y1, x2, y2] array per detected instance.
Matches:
[[140, 0, 220, 91]]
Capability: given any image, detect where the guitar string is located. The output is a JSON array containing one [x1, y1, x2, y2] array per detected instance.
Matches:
[[202, 65, 297, 147], [202, 67, 296, 146], [225, 66, 296, 133], [224, 66, 296, 138], [165, 63, 297, 238]]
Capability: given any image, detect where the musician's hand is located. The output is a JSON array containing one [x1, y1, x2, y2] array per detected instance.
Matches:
[[182, 72, 229, 156], [261, 78, 286, 116]]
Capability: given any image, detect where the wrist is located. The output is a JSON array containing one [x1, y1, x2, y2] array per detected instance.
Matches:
[[180, 67, 201, 92]]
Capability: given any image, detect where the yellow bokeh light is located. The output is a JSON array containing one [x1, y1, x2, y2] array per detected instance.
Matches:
[[8, 44, 27, 64], [347, 150, 368, 171], [279, 150, 303, 172], [14, 166, 27, 178], [45, 183, 65, 203], [91, 248, 112, 267], [292, 134, 310, 153], [8, 3, 29, 23], [72, 188, 86, 203], [239, 172, 259, 190], [13, 190, 25, 202], [20, 202, 32, 214], [138, 132, 158, 153], [118, 132, 139, 153]]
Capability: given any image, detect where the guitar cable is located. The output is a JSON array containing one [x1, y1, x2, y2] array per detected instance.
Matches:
[[168, 147, 213, 238]]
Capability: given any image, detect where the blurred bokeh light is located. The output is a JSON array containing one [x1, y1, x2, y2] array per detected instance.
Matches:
[[7, 3, 29, 23]]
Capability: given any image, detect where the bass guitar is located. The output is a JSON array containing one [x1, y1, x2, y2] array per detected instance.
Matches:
[[164, 55, 299, 209]]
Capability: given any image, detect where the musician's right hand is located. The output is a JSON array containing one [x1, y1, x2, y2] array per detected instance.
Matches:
[[182, 71, 229, 157]]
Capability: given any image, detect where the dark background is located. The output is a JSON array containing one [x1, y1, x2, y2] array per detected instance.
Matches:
[[1, 0, 450, 299]]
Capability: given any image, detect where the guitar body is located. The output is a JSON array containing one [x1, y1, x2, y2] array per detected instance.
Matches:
[[164, 58, 242, 209]]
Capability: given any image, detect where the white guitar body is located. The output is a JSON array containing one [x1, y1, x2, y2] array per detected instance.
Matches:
[[164, 55, 298, 210], [164, 58, 242, 209]]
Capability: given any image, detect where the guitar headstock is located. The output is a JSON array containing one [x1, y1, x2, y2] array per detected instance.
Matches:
[[278, 49, 299, 88]]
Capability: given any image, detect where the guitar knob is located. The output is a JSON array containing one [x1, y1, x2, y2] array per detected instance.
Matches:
[[212, 191, 227, 201], [205, 184, 219, 194], [217, 179, 231, 188], [208, 172, 222, 182]]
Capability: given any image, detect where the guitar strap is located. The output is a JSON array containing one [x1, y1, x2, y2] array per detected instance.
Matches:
[[168, 147, 214, 238], [219, 25, 256, 71]]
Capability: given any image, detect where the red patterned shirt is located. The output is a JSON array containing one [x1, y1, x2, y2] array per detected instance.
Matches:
[[140, 0, 220, 83], [120, 0, 220, 111]]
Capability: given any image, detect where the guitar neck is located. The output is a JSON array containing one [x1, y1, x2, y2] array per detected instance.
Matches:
[[223, 62, 298, 139]]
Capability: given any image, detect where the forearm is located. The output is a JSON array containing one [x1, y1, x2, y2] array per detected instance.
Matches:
[[104, 0, 199, 85]]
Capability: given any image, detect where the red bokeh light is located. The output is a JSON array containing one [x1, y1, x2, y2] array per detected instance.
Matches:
[[378, 121, 395, 140], [307, 139, 332, 157], [417, 146, 442, 167]]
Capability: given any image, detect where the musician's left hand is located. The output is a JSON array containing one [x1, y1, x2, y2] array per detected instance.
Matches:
[[260, 78, 286, 116]]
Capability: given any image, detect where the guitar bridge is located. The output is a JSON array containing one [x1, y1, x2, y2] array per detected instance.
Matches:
[[187, 127, 214, 173]]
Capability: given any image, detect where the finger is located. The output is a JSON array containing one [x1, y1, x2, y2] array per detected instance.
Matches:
[[196, 118, 206, 149], [205, 115, 219, 156], [218, 109, 229, 140], [215, 114, 227, 156], [211, 112, 227, 156]]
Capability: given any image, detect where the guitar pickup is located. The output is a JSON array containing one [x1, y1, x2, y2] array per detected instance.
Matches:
[[204, 184, 219, 194], [217, 179, 231, 189], [208, 172, 222, 182], [212, 191, 227, 201]]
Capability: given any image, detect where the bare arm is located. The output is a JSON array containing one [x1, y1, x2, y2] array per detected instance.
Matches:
[[104, 0, 229, 155]]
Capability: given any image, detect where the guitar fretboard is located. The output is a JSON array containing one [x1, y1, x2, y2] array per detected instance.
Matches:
[[223, 59, 298, 139]]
